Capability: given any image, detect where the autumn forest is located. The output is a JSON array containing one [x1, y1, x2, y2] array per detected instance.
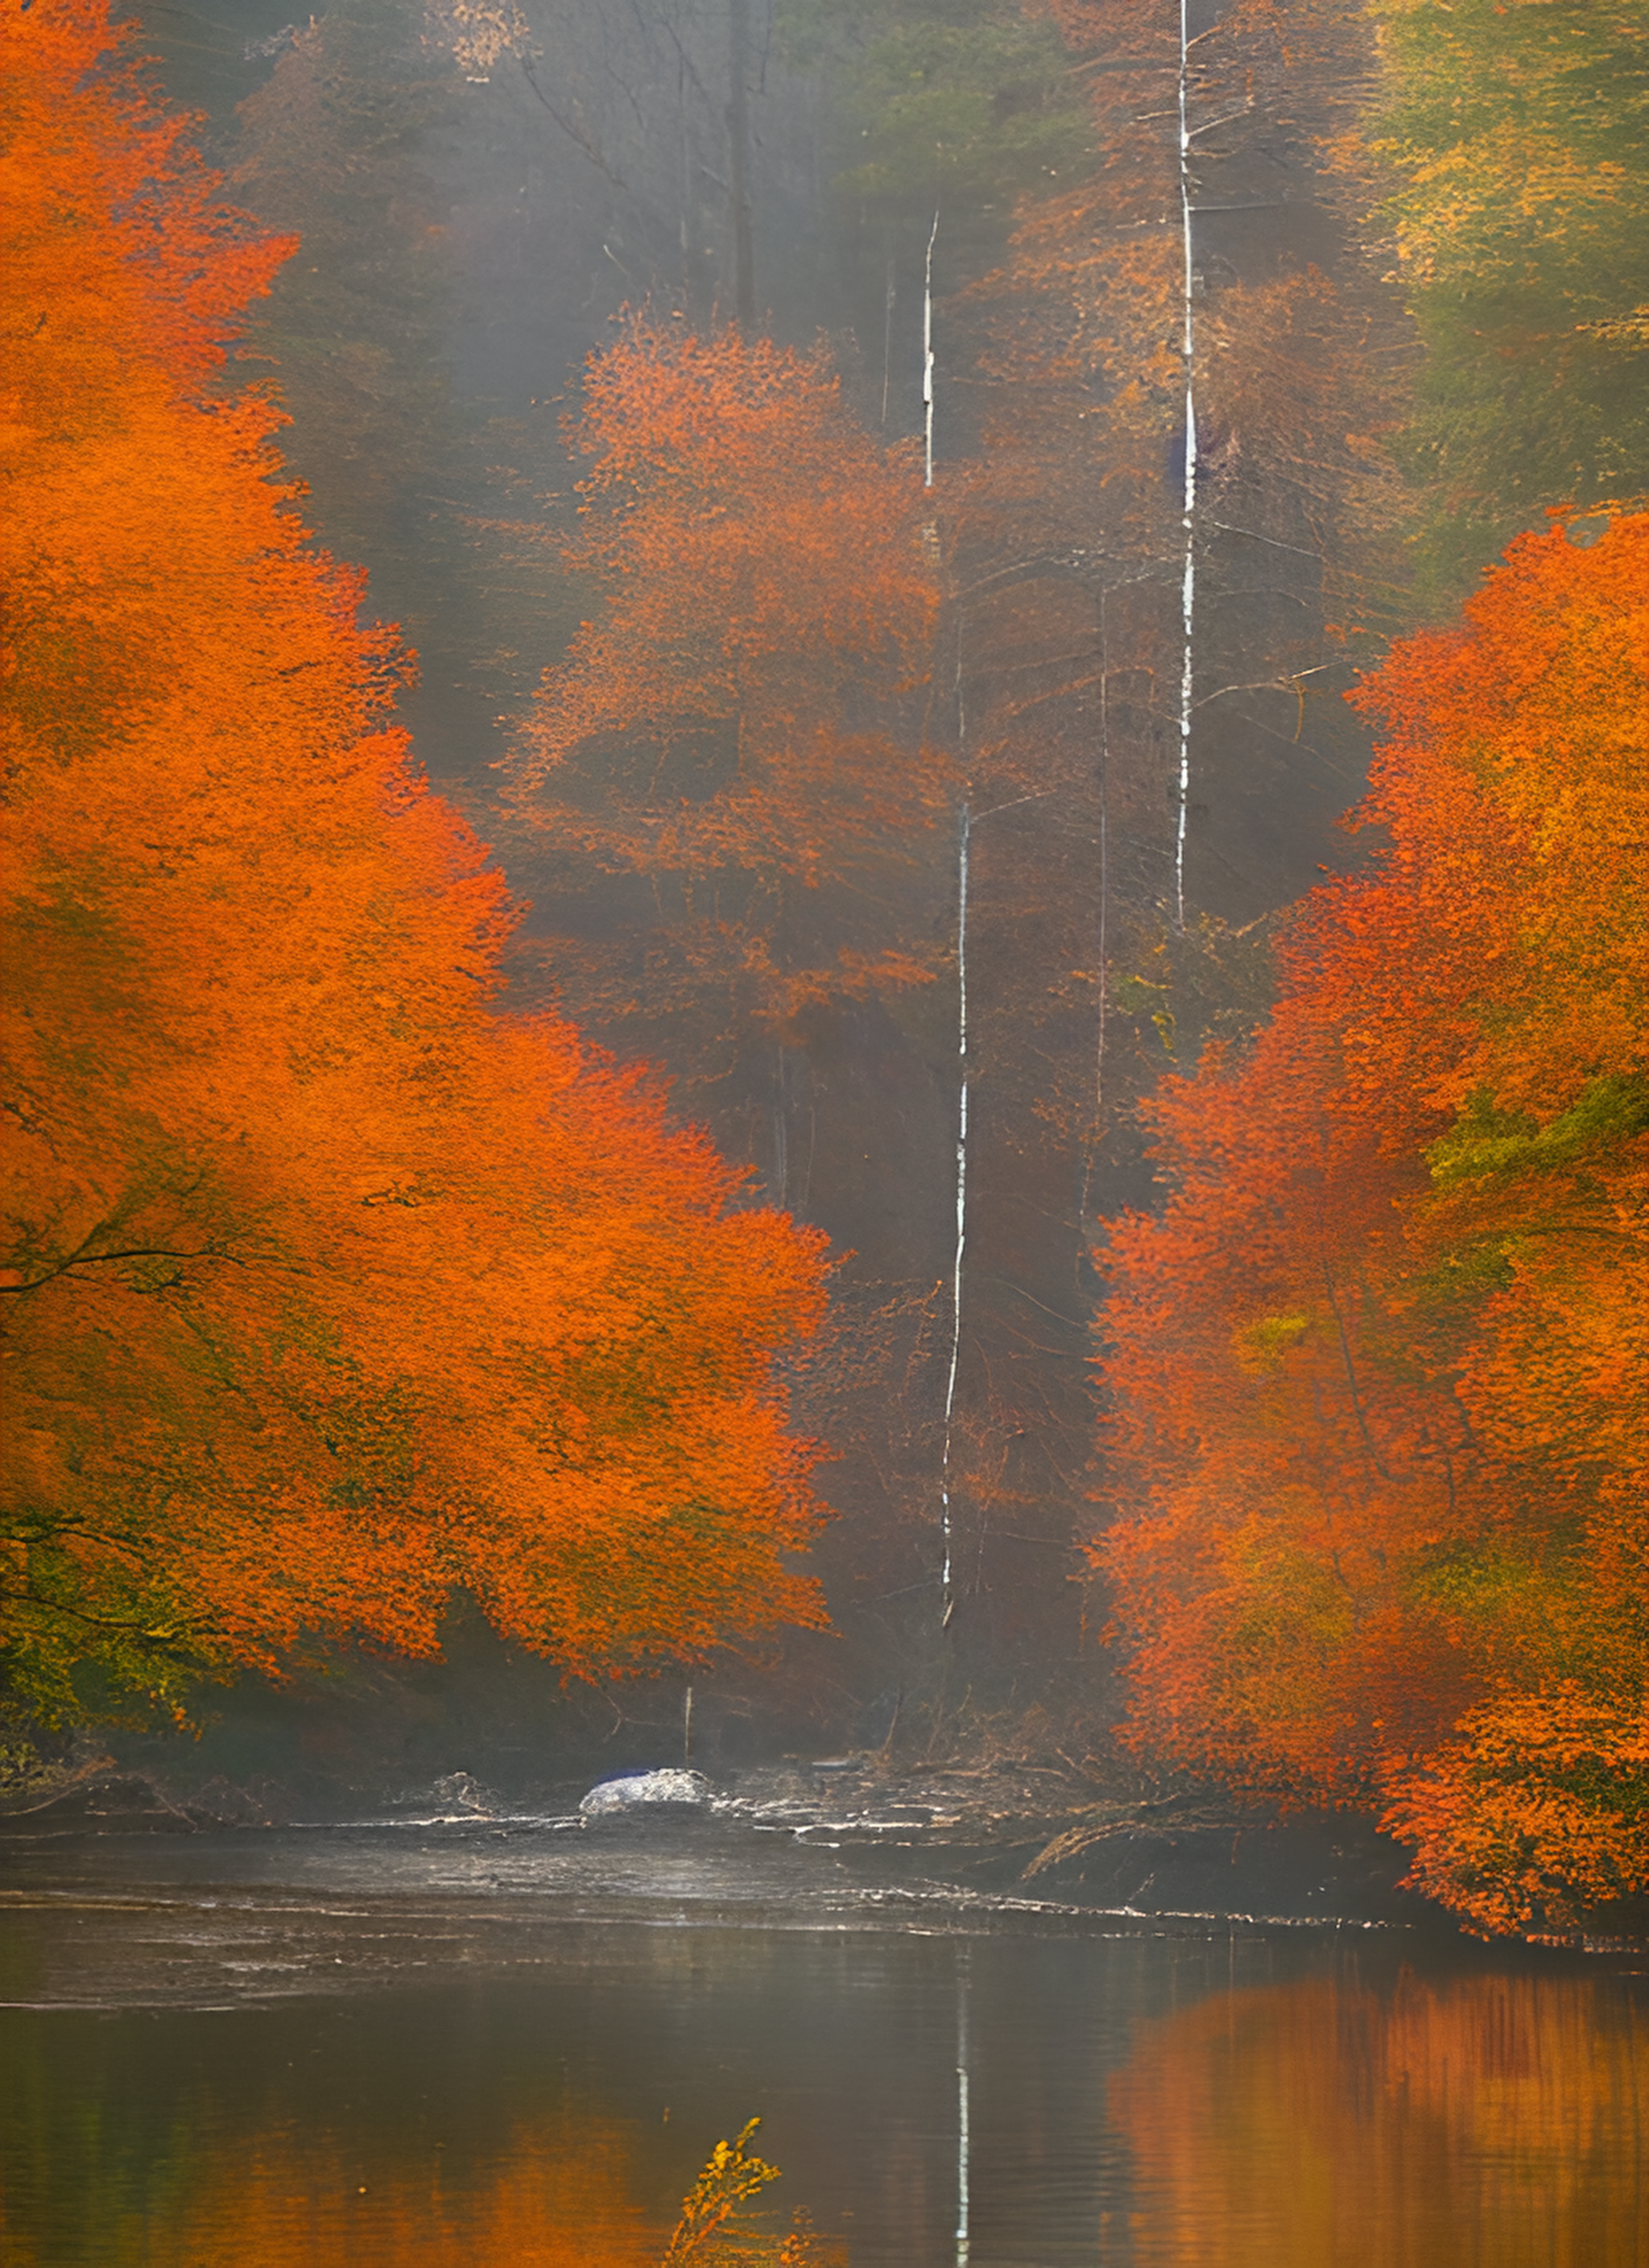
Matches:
[[3, 0, 1645, 1954]]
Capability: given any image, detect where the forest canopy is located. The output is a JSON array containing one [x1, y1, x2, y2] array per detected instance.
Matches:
[[2, 0, 1643, 1947], [0, 0, 830, 1734]]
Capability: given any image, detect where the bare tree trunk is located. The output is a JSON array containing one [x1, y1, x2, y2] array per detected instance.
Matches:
[[1173, 0, 1199, 933], [727, 0, 755, 326]]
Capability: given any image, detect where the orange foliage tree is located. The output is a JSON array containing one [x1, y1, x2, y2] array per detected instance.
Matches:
[[507, 316, 948, 1065], [1090, 511, 1647, 1933], [1, 1, 829, 1731]]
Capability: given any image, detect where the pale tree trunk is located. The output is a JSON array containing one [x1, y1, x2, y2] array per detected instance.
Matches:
[[1174, 0, 1199, 933], [727, 0, 755, 325]]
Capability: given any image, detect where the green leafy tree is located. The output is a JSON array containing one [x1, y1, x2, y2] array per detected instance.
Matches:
[[785, 0, 1095, 225], [1368, 0, 1649, 592]]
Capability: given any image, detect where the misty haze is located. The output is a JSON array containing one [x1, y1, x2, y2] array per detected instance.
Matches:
[[3, 1, 1645, 2262]]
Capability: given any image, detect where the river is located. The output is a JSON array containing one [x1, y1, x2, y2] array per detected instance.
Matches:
[[1, 1809, 1644, 2266]]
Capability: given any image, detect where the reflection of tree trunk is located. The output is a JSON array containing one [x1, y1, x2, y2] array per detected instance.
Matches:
[[727, 0, 754, 326], [940, 805, 970, 1633], [954, 1943, 972, 2266]]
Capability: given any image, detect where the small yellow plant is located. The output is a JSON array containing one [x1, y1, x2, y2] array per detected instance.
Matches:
[[660, 2120, 828, 2266]]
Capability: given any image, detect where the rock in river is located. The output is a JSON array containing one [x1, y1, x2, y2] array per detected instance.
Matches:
[[578, 1769, 713, 1819]]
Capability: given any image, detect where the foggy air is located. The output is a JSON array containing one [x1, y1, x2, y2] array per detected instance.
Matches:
[[4, 2, 1645, 2260]]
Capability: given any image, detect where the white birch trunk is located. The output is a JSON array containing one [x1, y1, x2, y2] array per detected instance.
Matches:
[[924, 210, 939, 488], [1174, 0, 1198, 933]]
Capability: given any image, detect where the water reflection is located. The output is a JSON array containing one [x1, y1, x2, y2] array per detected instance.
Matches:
[[2, 2030, 650, 2267], [105, 2121, 649, 2268], [1, 1867, 1644, 2267], [1113, 1970, 1648, 2268]]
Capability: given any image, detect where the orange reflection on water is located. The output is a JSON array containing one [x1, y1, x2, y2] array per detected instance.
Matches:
[[21, 2115, 659, 2268], [1111, 1969, 1647, 2268]]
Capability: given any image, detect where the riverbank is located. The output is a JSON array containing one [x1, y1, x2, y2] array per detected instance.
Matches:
[[6, 1753, 1643, 1951]]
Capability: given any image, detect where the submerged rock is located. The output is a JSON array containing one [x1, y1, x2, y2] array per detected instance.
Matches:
[[428, 1771, 498, 1817], [579, 1768, 712, 1819]]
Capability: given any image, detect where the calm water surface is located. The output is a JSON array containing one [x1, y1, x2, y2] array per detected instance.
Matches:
[[1, 1819, 1643, 2266]]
